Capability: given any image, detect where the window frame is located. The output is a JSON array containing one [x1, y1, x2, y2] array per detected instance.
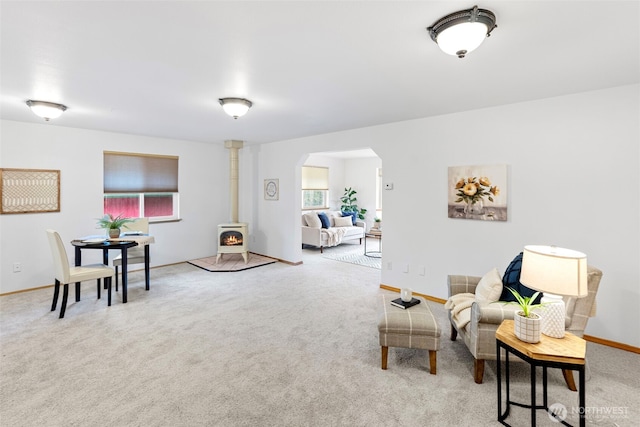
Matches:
[[104, 192, 180, 222], [104, 151, 180, 222], [302, 166, 330, 210], [301, 189, 329, 210]]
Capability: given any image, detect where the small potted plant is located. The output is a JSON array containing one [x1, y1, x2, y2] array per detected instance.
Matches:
[[506, 287, 545, 343], [373, 217, 381, 229], [97, 214, 134, 238]]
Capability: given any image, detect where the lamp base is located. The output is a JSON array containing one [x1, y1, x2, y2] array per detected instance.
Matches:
[[541, 294, 565, 338]]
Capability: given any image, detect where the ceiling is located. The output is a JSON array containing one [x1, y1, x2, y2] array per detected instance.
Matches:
[[319, 148, 378, 159], [1, 1, 638, 146]]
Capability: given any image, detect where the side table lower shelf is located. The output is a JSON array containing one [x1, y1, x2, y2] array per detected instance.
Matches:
[[495, 320, 586, 427]]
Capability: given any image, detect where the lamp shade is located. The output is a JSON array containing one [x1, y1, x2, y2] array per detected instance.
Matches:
[[436, 22, 489, 56], [427, 6, 497, 58], [26, 100, 67, 121], [219, 98, 252, 119], [520, 245, 588, 297]]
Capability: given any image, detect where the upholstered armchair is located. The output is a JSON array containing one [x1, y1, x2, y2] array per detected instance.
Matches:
[[447, 265, 603, 388]]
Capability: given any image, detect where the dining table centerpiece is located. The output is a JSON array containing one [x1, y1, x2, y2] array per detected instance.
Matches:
[[97, 214, 134, 238]]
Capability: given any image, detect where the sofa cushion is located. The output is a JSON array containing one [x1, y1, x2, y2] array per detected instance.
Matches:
[[328, 211, 341, 227], [334, 216, 353, 227], [342, 211, 357, 225], [499, 252, 543, 304], [304, 212, 322, 228], [318, 212, 331, 229], [343, 226, 364, 239], [475, 268, 503, 303]]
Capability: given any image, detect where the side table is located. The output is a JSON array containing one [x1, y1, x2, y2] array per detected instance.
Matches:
[[364, 231, 382, 257], [496, 320, 586, 427]]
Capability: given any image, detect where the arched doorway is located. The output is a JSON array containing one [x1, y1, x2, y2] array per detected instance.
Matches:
[[298, 148, 382, 269]]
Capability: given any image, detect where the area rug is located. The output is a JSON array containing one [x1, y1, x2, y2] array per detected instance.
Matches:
[[322, 252, 381, 269], [188, 253, 277, 272]]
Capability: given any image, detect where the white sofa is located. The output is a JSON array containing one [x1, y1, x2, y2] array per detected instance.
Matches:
[[301, 211, 365, 253]]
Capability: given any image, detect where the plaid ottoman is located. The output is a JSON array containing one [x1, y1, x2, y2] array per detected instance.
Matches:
[[378, 294, 441, 374]]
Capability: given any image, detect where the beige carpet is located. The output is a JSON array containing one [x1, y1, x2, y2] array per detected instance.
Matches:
[[1, 254, 638, 426], [188, 252, 277, 272]]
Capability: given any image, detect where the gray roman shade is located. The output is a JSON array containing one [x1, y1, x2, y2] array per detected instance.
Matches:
[[104, 151, 179, 193]]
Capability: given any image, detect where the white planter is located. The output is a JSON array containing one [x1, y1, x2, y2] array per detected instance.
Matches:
[[514, 311, 541, 343]]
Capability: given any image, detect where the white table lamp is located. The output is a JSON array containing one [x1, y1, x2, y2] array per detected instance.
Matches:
[[520, 245, 587, 338]]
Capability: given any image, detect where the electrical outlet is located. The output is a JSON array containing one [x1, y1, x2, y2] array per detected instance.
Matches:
[[13, 262, 22, 273], [384, 183, 393, 190], [387, 261, 392, 270], [402, 264, 409, 273], [419, 266, 426, 276]]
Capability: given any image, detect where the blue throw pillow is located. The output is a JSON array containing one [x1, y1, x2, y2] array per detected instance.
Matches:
[[341, 211, 357, 225], [317, 212, 331, 229], [499, 252, 543, 304]]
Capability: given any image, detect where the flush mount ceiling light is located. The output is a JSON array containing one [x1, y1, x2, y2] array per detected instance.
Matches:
[[427, 5, 497, 58], [26, 100, 67, 121], [218, 97, 252, 119]]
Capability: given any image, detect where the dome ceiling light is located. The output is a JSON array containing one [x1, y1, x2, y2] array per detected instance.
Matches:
[[427, 5, 497, 58], [219, 97, 253, 119], [26, 100, 67, 121]]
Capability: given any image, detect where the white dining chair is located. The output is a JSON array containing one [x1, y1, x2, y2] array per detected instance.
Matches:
[[113, 217, 149, 290], [46, 229, 115, 318]]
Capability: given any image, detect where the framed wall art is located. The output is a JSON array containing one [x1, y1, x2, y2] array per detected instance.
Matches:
[[0, 168, 61, 214], [448, 164, 507, 221], [264, 178, 279, 201]]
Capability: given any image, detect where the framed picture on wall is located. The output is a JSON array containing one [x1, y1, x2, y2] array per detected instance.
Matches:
[[447, 164, 507, 221], [264, 179, 279, 201], [0, 168, 61, 214]]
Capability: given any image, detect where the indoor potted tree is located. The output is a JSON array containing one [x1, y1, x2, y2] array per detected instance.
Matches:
[[97, 214, 134, 238], [506, 287, 545, 343], [340, 187, 367, 220]]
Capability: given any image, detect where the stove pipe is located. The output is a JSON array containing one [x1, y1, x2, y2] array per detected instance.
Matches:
[[224, 140, 243, 223]]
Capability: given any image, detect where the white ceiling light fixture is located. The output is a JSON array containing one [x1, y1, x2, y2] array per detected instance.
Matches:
[[427, 5, 497, 59], [26, 100, 67, 121], [218, 97, 252, 119]]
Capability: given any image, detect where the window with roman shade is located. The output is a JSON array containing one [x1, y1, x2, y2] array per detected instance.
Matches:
[[302, 166, 329, 210], [103, 151, 180, 221]]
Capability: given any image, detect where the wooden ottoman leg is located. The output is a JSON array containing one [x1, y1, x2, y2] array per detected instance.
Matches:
[[381, 346, 388, 370], [563, 369, 577, 391], [429, 350, 437, 375]]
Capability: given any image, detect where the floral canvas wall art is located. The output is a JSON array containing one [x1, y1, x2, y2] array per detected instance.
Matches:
[[448, 164, 507, 221]]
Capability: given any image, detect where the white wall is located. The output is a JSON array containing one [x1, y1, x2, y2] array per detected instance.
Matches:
[[344, 157, 382, 230], [2, 85, 638, 347], [301, 154, 381, 229], [241, 85, 640, 347], [0, 120, 229, 294]]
